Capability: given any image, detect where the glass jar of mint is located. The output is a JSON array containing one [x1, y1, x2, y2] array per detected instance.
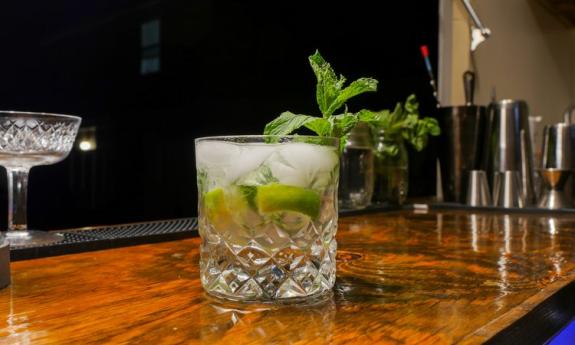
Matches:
[[372, 129, 408, 205], [339, 122, 374, 210]]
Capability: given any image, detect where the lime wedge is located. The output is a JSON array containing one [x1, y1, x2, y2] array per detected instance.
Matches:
[[204, 188, 232, 227], [256, 184, 321, 219]]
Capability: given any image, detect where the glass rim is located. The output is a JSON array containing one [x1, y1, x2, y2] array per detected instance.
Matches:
[[0, 110, 81, 121], [195, 135, 339, 145]]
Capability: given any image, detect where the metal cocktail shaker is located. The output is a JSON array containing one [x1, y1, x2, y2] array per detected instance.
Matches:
[[437, 106, 487, 202], [437, 71, 487, 203], [482, 100, 536, 207]]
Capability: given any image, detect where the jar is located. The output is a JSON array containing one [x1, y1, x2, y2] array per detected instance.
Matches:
[[338, 122, 374, 209], [372, 129, 408, 205]]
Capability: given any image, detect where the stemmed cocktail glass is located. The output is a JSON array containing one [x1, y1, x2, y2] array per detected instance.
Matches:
[[0, 111, 81, 246]]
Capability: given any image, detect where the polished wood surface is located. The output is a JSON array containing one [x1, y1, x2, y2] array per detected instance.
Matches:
[[2, 210, 575, 344]]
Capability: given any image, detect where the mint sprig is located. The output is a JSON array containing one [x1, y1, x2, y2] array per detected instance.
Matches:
[[358, 94, 441, 156], [264, 50, 378, 148], [309, 52, 378, 118]]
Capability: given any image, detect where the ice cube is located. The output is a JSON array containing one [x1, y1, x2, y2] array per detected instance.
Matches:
[[267, 143, 339, 189], [233, 144, 278, 182], [196, 141, 278, 184], [195, 141, 241, 169]]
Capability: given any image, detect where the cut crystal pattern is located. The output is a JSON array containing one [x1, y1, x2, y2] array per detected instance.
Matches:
[[0, 118, 79, 153], [199, 207, 337, 301]]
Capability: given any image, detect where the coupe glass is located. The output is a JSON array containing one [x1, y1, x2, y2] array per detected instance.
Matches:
[[0, 111, 81, 246], [195, 136, 339, 302]]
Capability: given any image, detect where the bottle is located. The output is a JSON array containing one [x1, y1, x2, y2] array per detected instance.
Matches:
[[372, 129, 409, 205], [338, 122, 374, 210]]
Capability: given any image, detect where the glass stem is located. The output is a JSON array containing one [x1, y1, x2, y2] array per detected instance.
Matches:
[[7, 168, 29, 232]]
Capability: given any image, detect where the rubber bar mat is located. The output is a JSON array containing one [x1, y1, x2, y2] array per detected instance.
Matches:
[[10, 217, 198, 261], [423, 202, 575, 215]]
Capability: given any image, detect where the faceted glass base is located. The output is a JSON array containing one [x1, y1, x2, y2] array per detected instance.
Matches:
[[5, 230, 64, 247], [200, 221, 337, 303], [205, 289, 335, 308]]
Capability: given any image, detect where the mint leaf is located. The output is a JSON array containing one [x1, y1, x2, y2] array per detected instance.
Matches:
[[365, 94, 441, 154], [404, 94, 419, 114], [381, 143, 399, 157], [309, 51, 346, 118], [238, 165, 279, 186], [238, 185, 258, 209], [263, 111, 317, 136], [409, 135, 426, 151], [304, 118, 332, 136], [197, 168, 208, 194], [330, 114, 359, 138], [264, 50, 380, 151], [357, 109, 389, 127], [403, 114, 420, 130], [331, 114, 359, 152], [326, 78, 378, 116], [390, 102, 404, 123], [423, 117, 441, 136], [309, 50, 378, 118]]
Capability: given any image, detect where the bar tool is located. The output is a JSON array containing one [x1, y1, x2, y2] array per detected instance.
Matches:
[[538, 123, 572, 209], [493, 171, 523, 208], [466, 170, 491, 206], [482, 99, 536, 207], [437, 71, 487, 203], [461, 0, 492, 51], [419, 45, 440, 108]]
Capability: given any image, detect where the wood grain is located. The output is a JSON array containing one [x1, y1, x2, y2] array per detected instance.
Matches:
[[2, 210, 575, 344]]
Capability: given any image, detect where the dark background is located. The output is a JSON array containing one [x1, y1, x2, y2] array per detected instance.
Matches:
[[0, 0, 439, 229]]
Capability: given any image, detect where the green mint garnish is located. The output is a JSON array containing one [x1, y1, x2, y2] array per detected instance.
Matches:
[[264, 50, 378, 150], [197, 168, 209, 194], [309, 52, 378, 118], [358, 94, 441, 156], [238, 185, 257, 210], [263, 50, 440, 155]]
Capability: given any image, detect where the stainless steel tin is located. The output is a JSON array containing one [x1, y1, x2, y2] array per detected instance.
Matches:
[[493, 170, 523, 208], [466, 170, 491, 207], [541, 123, 572, 170], [437, 105, 487, 203], [482, 100, 536, 206]]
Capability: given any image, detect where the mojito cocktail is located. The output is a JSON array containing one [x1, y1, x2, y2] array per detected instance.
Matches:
[[195, 136, 339, 302]]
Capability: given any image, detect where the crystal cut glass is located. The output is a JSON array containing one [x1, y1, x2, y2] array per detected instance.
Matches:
[[195, 136, 339, 302], [0, 111, 81, 246]]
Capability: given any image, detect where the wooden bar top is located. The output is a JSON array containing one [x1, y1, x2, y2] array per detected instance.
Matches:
[[2, 209, 575, 344]]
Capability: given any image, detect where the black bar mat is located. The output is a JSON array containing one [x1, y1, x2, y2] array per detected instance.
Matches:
[[10, 218, 198, 261], [339, 203, 402, 216], [421, 202, 575, 216], [10, 203, 574, 261]]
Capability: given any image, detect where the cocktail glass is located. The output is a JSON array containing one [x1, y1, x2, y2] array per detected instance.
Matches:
[[0, 111, 81, 246], [195, 136, 339, 302]]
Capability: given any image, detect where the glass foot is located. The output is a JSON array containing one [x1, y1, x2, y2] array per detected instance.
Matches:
[[5, 230, 64, 247]]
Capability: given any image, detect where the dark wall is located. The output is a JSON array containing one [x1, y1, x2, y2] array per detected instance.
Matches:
[[0, 0, 439, 229]]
